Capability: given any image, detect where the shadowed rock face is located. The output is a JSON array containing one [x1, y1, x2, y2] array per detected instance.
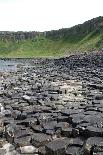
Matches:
[[1, 52, 103, 154], [0, 31, 41, 42]]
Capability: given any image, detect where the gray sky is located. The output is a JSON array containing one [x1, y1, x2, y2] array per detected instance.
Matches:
[[0, 0, 103, 31]]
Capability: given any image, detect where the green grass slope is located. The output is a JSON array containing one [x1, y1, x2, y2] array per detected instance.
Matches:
[[0, 16, 103, 57]]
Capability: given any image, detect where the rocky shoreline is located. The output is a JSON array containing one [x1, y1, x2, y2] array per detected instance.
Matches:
[[0, 52, 103, 154]]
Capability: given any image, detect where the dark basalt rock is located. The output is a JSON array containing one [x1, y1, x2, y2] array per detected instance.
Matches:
[[45, 137, 69, 155], [1, 52, 103, 154], [83, 115, 103, 127], [31, 133, 51, 147], [14, 135, 32, 147], [16, 117, 37, 127], [5, 124, 31, 144], [85, 126, 103, 137], [55, 122, 69, 130], [57, 115, 69, 122], [30, 125, 43, 133], [67, 137, 84, 147], [88, 83, 103, 90], [83, 137, 103, 155], [61, 127, 73, 137], [65, 146, 80, 155], [38, 146, 46, 155], [42, 121, 57, 132]]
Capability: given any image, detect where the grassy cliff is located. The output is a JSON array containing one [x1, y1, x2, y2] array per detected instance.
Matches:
[[0, 16, 103, 57]]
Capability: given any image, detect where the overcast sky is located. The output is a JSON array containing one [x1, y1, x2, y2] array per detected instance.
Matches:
[[0, 0, 103, 31]]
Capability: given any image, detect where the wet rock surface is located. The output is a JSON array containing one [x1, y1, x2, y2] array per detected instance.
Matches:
[[1, 52, 103, 154]]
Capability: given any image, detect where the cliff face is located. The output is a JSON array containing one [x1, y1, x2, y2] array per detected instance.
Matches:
[[0, 16, 103, 57], [0, 16, 103, 43], [45, 16, 103, 41], [0, 31, 41, 42]]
